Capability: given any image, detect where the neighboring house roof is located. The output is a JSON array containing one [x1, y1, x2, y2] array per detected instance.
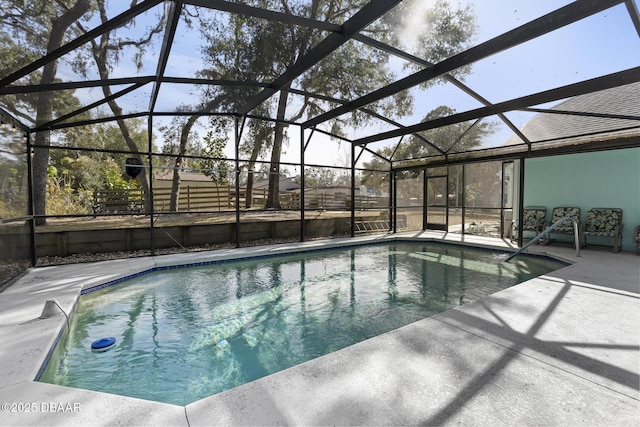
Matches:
[[505, 81, 640, 146], [155, 171, 213, 182], [253, 176, 301, 192]]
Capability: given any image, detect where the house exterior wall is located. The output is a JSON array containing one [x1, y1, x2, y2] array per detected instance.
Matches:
[[523, 148, 640, 251]]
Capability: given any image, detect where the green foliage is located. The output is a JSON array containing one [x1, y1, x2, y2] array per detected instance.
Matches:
[[197, 0, 415, 130], [0, 161, 28, 219], [159, 115, 201, 161], [49, 119, 151, 194], [63, 119, 151, 154], [383, 0, 477, 83], [463, 161, 502, 207], [0, 130, 29, 219], [45, 165, 92, 215], [395, 106, 497, 162], [1, 1, 160, 221], [239, 111, 274, 160], [45, 139, 140, 217], [360, 105, 496, 190], [197, 131, 231, 185], [100, 157, 138, 190], [299, 168, 350, 188], [0, 0, 95, 125], [44, 155, 137, 215], [192, 0, 477, 207], [195, 0, 476, 124]]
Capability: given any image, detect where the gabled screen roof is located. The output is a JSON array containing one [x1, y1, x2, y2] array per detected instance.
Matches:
[[1, 0, 639, 166]]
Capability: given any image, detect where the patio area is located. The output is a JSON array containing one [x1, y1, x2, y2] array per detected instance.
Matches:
[[0, 232, 638, 426]]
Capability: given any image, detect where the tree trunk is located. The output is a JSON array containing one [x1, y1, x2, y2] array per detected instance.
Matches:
[[32, 0, 90, 225], [88, 1, 157, 211], [170, 115, 199, 211], [245, 141, 263, 208], [264, 88, 289, 209], [92, 78, 151, 212]]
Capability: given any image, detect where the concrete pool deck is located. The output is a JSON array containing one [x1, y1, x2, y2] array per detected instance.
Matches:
[[0, 232, 638, 426]]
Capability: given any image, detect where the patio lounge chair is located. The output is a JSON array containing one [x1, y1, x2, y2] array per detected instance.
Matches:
[[513, 206, 546, 239], [581, 208, 623, 252], [546, 207, 581, 244]]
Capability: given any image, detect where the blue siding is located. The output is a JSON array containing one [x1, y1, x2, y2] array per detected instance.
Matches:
[[524, 148, 640, 251]]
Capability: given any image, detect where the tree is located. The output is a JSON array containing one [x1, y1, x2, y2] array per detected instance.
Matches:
[[161, 114, 232, 211], [33, 1, 92, 225], [51, 119, 152, 196], [192, 2, 379, 208], [1, 0, 163, 222], [0, 0, 91, 224], [240, 110, 274, 208], [397, 106, 496, 161], [382, 0, 476, 80], [158, 113, 203, 211], [70, 0, 165, 212], [360, 104, 497, 210], [463, 161, 502, 208], [298, 167, 349, 188], [0, 2, 87, 124], [362, 105, 496, 174], [45, 165, 92, 215], [193, 0, 476, 209], [197, 130, 231, 185], [0, 135, 29, 218]]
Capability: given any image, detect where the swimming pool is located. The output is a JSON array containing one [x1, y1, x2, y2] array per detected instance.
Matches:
[[38, 241, 566, 405]]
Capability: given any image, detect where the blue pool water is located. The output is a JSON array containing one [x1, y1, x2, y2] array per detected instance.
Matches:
[[39, 241, 565, 405]]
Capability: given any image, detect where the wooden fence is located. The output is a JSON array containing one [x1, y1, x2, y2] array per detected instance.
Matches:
[[152, 186, 264, 212], [92, 189, 144, 214], [93, 187, 387, 213]]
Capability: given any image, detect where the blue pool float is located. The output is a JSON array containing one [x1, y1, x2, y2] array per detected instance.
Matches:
[[91, 337, 116, 352]]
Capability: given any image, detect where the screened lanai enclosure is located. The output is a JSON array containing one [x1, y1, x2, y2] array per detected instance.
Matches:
[[1, 0, 640, 285]]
